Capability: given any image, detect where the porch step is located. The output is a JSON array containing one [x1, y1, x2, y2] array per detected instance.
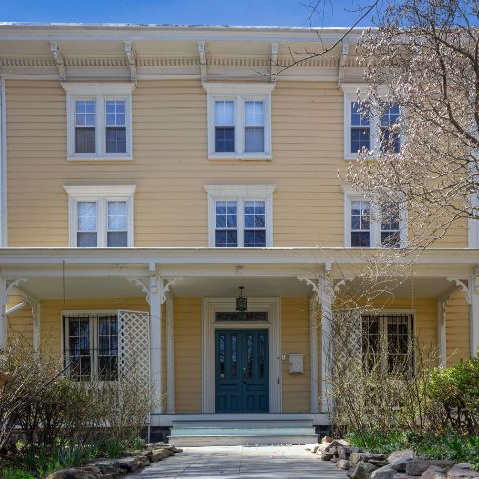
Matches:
[[168, 419, 318, 446]]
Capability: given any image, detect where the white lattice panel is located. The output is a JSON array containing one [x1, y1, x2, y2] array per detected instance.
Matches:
[[332, 309, 362, 372], [118, 310, 150, 383]]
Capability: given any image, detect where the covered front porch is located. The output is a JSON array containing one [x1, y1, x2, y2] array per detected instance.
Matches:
[[1, 248, 478, 432]]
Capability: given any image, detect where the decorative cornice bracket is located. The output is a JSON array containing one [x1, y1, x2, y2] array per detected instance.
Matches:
[[338, 42, 349, 86], [127, 277, 150, 305], [197, 41, 207, 81], [124, 41, 137, 85], [6, 278, 29, 296], [50, 41, 67, 82], [446, 277, 471, 304], [270, 42, 279, 82]]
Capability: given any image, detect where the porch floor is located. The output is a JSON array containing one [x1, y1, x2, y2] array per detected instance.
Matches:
[[128, 445, 347, 478]]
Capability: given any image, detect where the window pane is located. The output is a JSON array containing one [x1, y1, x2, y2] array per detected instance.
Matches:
[[244, 229, 266, 247], [106, 127, 126, 154], [67, 316, 91, 381], [215, 230, 237, 247], [215, 127, 235, 152], [245, 127, 265, 153], [381, 204, 401, 248], [215, 101, 234, 125], [75, 100, 96, 126], [351, 127, 370, 153], [107, 231, 128, 247], [216, 201, 237, 228], [351, 102, 370, 126], [245, 101, 264, 126], [107, 201, 127, 231], [351, 231, 370, 247], [75, 128, 96, 153], [78, 202, 97, 231], [77, 232, 97, 247], [351, 201, 370, 231], [105, 100, 126, 126], [98, 315, 118, 381], [380, 105, 401, 153]]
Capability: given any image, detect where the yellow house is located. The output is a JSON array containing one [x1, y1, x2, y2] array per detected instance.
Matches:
[[0, 24, 477, 443]]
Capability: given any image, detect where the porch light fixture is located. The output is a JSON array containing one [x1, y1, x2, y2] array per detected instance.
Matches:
[[236, 286, 247, 312]]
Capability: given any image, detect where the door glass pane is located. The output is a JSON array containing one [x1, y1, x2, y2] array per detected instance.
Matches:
[[259, 334, 266, 378], [246, 335, 253, 378], [231, 334, 237, 377], [219, 334, 226, 378]]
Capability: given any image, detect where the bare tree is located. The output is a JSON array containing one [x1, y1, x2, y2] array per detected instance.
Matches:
[[345, 0, 479, 249]]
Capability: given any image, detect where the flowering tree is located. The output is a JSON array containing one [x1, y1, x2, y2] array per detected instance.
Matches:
[[346, 0, 479, 249]]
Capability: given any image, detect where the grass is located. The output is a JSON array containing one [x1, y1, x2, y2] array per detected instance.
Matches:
[[346, 430, 479, 471]]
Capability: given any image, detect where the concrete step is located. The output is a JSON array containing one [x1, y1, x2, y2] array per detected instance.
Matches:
[[168, 418, 318, 446], [168, 433, 318, 447]]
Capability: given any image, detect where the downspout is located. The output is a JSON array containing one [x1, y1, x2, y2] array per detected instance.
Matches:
[[0, 76, 6, 247]]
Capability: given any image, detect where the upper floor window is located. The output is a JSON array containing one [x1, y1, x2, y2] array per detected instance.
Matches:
[[205, 184, 275, 247], [204, 83, 274, 160], [63, 84, 134, 161], [345, 192, 406, 248], [64, 185, 135, 247], [343, 87, 402, 159]]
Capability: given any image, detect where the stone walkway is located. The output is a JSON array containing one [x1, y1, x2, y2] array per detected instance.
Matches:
[[129, 445, 348, 478]]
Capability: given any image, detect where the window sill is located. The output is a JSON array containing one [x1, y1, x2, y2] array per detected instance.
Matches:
[[208, 154, 273, 161], [67, 155, 133, 162]]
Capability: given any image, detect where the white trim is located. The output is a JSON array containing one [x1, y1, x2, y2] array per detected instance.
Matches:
[[205, 83, 273, 160], [166, 296, 175, 414], [202, 297, 282, 414], [205, 184, 275, 248], [309, 296, 319, 413], [0, 77, 7, 246], [64, 83, 134, 161], [64, 185, 135, 248]]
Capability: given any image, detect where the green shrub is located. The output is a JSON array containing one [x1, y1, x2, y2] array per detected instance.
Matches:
[[0, 468, 35, 479]]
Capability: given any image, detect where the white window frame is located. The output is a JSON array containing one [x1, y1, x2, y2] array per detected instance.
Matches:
[[63, 83, 135, 161], [62, 309, 119, 381], [343, 188, 407, 248], [342, 84, 402, 160], [469, 193, 479, 248], [64, 185, 135, 247], [203, 83, 275, 161], [205, 184, 276, 247]]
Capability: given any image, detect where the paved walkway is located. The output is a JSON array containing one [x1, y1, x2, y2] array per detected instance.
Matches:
[[130, 445, 348, 478]]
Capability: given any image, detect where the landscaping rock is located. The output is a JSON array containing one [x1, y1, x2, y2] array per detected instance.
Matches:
[[406, 460, 455, 476], [148, 448, 173, 462], [421, 465, 447, 479], [320, 451, 334, 461], [371, 465, 398, 479], [447, 466, 479, 478], [392, 475, 417, 479], [117, 457, 140, 473], [389, 450, 415, 466], [350, 462, 380, 479], [321, 435, 333, 444], [305, 444, 319, 453], [338, 459, 351, 470], [137, 455, 150, 468], [324, 439, 350, 453], [392, 459, 415, 473]]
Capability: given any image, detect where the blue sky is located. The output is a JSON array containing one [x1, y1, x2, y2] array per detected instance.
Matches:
[[0, 0, 378, 27]]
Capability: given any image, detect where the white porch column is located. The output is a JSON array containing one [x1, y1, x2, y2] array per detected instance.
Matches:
[[166, 296, 175, 414], [309, 296, 320, 414], [471, 270, 479, 357], [148, 266, 163, 413], [0, 276, 6, 347], [319, 276, 334, 414]]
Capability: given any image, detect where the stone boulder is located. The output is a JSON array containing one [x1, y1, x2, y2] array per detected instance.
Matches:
[[405, 460, 455, 477], [421, 465, 447, 479], [371, 465, 398, 479], [350, 462, 379, 479], [447, 465, 479, 478], [388, 450, 415, 466], [338, 459, 351, 470]]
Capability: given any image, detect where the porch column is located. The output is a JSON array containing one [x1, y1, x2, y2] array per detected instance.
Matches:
[[0, 276, 5, 347], [149, 266, 163, 413], [309, 296, 320, 413], [166, 296, 175, 414], [471, 270, 479, 357], [319, 276, 334, 414]]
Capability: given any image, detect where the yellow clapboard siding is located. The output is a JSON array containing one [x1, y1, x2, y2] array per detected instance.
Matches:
[[174, 297, 202, 413], [281, 297, 311, 413], [445, 290, 470, 365]]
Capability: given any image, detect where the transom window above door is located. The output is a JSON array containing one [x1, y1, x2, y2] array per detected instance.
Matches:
[[205, 184, 275, 247], [204, 83, 275, 160], [64, 185, 135, 247]]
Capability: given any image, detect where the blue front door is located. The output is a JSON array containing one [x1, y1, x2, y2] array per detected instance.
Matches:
[[215, 330, 269, 413]]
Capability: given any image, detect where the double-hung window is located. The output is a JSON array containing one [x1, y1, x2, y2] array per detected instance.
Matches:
[[205, 185, 275, 247], [361, 313, 414, 375], [343, 86, 402, 159], [345, 192, 406, 248], [204, 83, 274, 160], [63, 312, 118, 381], [64, 185, 135, 247], [64, 84, 134, 160]]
